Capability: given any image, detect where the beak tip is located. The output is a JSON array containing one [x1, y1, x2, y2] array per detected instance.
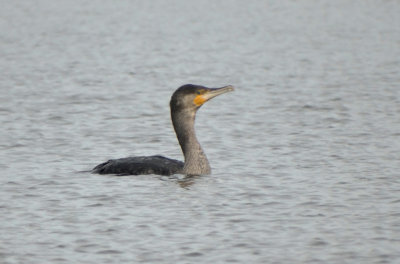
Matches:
[[223, 85, 235, 92]]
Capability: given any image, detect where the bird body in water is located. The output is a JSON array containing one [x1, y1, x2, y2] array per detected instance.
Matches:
[[92, 84, 234, 176]]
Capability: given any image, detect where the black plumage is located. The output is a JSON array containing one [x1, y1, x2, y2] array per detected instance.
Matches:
[[92, 84, 234, 176]]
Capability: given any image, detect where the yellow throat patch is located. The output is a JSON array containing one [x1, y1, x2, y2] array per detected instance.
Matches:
[[193, 95, 207, 106]]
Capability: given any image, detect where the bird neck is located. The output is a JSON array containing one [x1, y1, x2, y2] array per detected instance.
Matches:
[[171, 109, 211, 175]]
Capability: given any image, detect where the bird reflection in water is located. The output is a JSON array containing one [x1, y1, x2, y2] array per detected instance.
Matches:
[[176, 175, 201, 188]]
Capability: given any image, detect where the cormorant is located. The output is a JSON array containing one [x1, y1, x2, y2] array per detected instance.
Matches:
[[92, 84, 234, 176]]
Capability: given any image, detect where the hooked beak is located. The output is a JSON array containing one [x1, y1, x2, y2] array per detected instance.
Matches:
[[194, 85, 234, 106], [204, 85, 235, 100]]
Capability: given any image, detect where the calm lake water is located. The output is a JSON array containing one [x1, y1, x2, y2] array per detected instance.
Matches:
[[1, 0, 399, 263]]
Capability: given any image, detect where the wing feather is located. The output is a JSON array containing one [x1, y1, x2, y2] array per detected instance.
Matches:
[[92, 155, 184, 176]]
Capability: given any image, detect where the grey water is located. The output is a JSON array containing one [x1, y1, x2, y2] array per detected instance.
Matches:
[[1, 0, 400, 263]]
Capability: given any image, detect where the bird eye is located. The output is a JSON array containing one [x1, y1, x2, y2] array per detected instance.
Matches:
[[196, 91, 201, 95]]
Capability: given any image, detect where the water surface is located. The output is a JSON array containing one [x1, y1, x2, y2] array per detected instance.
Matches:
[[1, 1, 399, 263]]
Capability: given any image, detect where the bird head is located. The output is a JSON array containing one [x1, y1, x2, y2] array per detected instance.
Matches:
[[170, 84, 234, 113]]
